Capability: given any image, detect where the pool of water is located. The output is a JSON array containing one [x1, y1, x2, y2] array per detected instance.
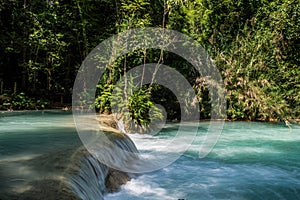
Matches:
[[0, 111, 82, 199]]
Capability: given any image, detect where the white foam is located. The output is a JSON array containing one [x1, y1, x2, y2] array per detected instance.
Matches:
[[122, 178, 167, 196], [104, 175, 181, 200]]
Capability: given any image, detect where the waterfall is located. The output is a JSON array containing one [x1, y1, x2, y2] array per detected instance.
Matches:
[[70, 155, 108, 200], [116, 119, 126, 134], [114, 137, 138, 154], [69, 134, 138, 200]]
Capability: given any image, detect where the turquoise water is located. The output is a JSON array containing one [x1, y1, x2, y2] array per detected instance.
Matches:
[[1, 111, 300, 199], [0, 111, 82, 198], [106, 122, 300, 200]]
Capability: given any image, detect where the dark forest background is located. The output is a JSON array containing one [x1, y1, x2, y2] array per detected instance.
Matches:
[[0, 0, 299, 124]]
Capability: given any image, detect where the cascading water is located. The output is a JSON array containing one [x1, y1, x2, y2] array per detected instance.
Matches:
[[116, 119, 126, 134], [70, 155, 109, 200], [69, 133, 139, 200]]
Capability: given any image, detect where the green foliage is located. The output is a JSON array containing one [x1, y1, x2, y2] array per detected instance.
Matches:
[[0, 0, 299, 122], [117, 0, 152, 31], [127, 89, 161, 126], [95, 84, 114, 113], [211, 1, 300, 120], [108, 76, 163, 132], [166, 0, 299, 121], [0, 93, 49, 110], [0, 0, 117, 99]]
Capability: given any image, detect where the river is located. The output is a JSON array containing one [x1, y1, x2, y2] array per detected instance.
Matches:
[[0, 111, 299, 199], [106, 121, 300, 199]]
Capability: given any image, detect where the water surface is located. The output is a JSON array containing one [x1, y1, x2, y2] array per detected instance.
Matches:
[[1, 111, 300, 200], [0, 111, 81, 199], [106, 122, 300, 200]]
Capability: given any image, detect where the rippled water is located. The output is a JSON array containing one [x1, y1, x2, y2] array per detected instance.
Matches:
[[106, 122, 300, 200]]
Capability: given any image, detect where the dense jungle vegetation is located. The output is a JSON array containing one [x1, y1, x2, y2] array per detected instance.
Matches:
[[0, 0, 299, 124]]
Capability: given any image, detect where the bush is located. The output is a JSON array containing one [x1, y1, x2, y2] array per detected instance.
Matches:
[[0, 93, 49, 110]]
